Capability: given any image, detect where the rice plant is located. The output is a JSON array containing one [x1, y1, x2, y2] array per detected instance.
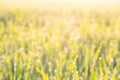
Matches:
[[0, 8, 120, 80]]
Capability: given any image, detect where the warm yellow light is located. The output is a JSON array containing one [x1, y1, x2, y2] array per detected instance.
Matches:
[[1, 0, 120, 9]]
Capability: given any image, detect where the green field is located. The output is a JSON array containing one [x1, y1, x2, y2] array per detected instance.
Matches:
[[0, 7, 120, 80]]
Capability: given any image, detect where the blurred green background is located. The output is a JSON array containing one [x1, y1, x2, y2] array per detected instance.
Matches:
[[0, 0, 120, 80]]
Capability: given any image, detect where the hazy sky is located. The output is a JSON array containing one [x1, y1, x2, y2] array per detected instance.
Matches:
[[2, 0, 120, 4], [1, 0, 120, 9]]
